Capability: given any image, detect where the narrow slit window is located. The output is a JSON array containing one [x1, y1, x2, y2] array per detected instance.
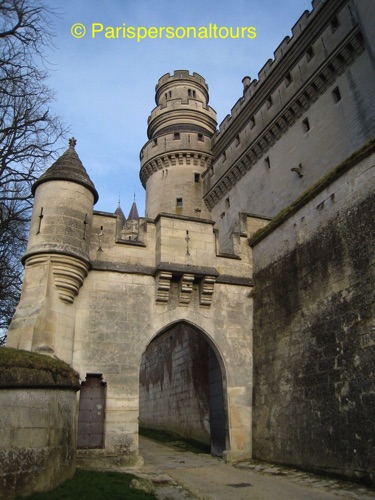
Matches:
[[225, 197, 230, 208], [83, 214, 88, 240], [332, 86, 342, 103], [302, 117, 310, 132], [235, 134, 240, 146], [266, 96, 273, 109], [194, 173, 200, 183], [264, 157, 270, 169], [285, 72, 292, 87], [222, 151, 227, 161], [37, 207, 44, 234], [153, 138, 157, 146]]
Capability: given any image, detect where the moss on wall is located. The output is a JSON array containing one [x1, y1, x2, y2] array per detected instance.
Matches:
[[0, 347, 80, 389]]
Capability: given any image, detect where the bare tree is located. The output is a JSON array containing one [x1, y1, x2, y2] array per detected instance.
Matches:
[[0, 0, 67, 343]]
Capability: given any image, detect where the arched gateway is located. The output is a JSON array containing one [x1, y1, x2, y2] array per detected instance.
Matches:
[[139, 321, 227, 456]]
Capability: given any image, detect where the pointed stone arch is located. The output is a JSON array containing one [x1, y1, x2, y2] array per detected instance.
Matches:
[[139, 320, 229, 456]]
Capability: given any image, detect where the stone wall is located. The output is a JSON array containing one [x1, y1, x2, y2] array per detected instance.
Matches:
[[251, 144, 375, 485], [139, 322, 210, 444], [0, 348, 80, 499], [204, 0, 375, 252]]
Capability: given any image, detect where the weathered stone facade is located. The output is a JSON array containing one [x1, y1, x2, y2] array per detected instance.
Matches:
[[250, 142, 375, 485], [5, 0, 375, 488]]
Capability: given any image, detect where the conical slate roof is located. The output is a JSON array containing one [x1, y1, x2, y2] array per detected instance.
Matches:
[[32, 138, 99, 204], [114, 200, 126, 225], [127, 201, 139, 221]]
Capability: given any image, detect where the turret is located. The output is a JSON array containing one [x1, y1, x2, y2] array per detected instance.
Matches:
[[25, 137, 98, 264], [140, 70, 217, 219], [6, 138, 98, 362]]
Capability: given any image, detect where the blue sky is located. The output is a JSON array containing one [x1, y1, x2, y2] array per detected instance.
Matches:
[[45, 0, 313, 216]]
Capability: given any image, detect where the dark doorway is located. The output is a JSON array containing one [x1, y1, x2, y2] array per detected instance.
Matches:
[[77, 374, 106, 449], [139, 322, 227, 456]]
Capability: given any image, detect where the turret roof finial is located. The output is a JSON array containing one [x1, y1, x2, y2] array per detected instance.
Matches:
[[69, 137, 77, 148]]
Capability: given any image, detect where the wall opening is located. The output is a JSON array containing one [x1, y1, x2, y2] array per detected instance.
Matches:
[[139, 321, 227, 456], [77, 374, 107, 449]]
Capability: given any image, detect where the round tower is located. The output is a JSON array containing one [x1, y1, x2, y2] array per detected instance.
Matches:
[[140, 70, 217, 219], [25, 138, 98, 266]]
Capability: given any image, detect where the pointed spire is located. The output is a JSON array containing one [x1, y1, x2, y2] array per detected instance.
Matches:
[[114, 198, 126, 226], [127, 200, 139, 221], [32, 138, 99, 204]]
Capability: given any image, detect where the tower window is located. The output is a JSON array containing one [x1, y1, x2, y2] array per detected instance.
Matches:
[[266, 96, 273, 109], [169, 91, 172, 98], [188, 89, 191, 96], [332, 86, 342, 103], [198, 133, 204, 141], [225, 197, 230, 208], [285, 72, 292, 87], [194, 173, 200, 183], [302, 117, 310, 132], [235, 135, 240, 146], [173, 132, 180, 140], [153, 138, 157, 146], [306, 46, 315, 62], [193, 90, 196, 98], [264, 156, 270, 168], [222, 151, 226, 161], [176, 198, 183, 208]]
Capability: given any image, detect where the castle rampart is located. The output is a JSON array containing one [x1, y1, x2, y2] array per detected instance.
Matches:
[[203, 0, 375, 252]]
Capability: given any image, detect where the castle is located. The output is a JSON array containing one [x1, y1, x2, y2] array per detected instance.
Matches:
[[6, 0, 375, 486]]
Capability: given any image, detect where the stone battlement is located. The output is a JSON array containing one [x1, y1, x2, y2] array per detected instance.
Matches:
[[156, 70, 209, 92], [213, 0, 343, 139]]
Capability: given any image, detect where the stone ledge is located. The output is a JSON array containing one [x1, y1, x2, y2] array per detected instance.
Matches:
[[249, 137, 375, 246]]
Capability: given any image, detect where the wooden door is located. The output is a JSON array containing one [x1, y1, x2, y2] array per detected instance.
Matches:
[[77, 374, 106, 449], [208, 346, 226, 456]]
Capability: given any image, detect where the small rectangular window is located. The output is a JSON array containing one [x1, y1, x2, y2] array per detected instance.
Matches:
[[176, 198, 183, 207], [302, 117, 310, 132], [266, 96, 273, 109], [197, 133, 204, 141], [173, 133, 180, 140], [332, 86, 341, 103], [285, 72, 292, 87], [306, 46, 314, 62], [264, 157, 270, 168], [194, 173, 200, 183], [250, 116, 256, 129], [225, 197, 230, 208], [330, 15, 340, 32], [222, 151, 226, 161], [153, 138, 157, 147], [235, 135, 240, 146]]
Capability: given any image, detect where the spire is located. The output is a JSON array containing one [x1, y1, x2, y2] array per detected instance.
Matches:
[[127, 200, 139, 221], [32, 138, 99, 204], [114, 199, 126, 226]]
